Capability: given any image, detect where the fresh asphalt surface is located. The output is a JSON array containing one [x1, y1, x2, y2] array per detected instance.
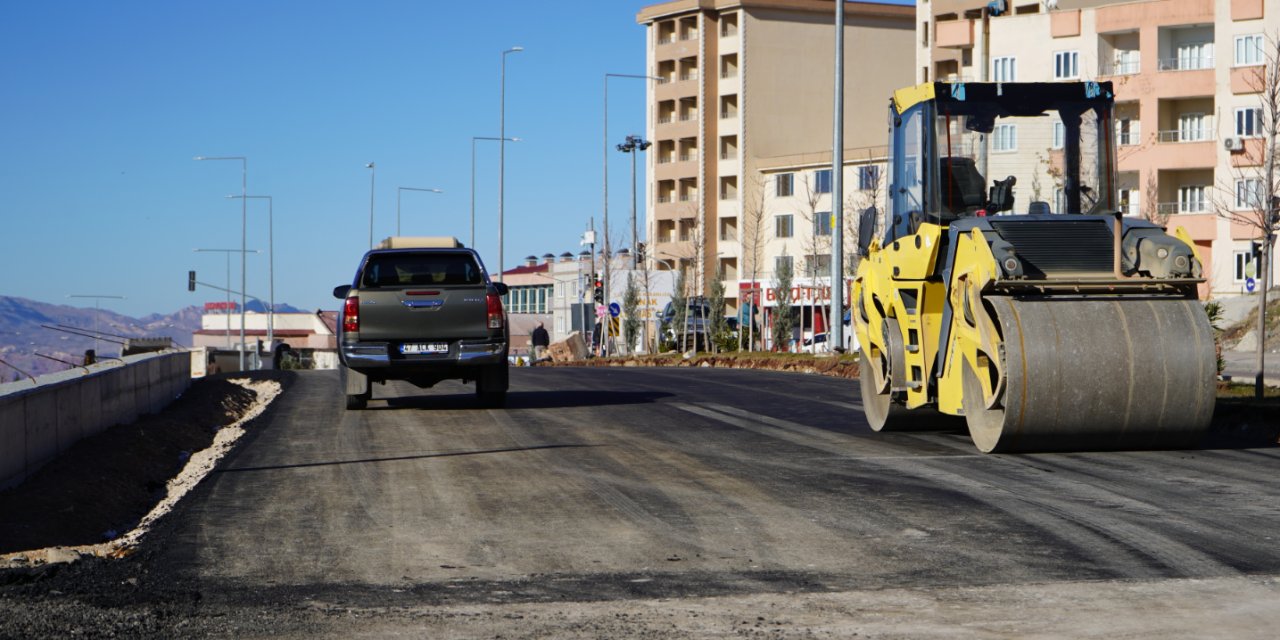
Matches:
[[4, 366, 1280, 637]]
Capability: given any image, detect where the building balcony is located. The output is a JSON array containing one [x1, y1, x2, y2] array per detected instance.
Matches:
[[1099, 61, 1140, 77], [935, 18, 973, 49], [1158, 56, 1213, 72], [1151, 138, 1216, 169]]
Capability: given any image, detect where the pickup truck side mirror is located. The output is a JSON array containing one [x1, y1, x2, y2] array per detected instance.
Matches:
[[333, 285, 351, 299], [492, 282, 510, 296]]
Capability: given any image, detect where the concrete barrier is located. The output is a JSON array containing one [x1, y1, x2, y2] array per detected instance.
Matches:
[[0, 351, 191, 490]]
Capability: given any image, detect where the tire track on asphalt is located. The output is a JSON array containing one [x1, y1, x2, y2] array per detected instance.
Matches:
[[677, 402, 1238, 579]]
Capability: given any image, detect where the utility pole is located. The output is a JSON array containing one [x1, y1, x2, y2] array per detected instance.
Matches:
[[829, 0, 846, 354]]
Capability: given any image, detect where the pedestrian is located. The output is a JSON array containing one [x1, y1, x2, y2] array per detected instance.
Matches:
[[530, 322, 550, 363]]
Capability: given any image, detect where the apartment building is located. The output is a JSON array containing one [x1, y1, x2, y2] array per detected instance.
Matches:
[[637, 0, 915, 316], [921, 0, 1278, 296]]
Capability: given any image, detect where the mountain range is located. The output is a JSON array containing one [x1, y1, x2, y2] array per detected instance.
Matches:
[[0, 296, 305, 380]]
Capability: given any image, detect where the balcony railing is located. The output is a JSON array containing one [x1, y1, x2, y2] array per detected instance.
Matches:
[[656, 77, 673, 85], [679, 194, 694, 202], [679, 113, 696, 121], [721, 25, 738, 37], [720, 152, 736, 160], [679, 73, 698, 81], [658, 116, 673, 124], [657, 36, 675, 45], [1157, 202, 1209, 215], [657, 195, 673, 203], [721, 110, 737, 119], [1157, 128, 1215, 143], [1158, 56, 1214, 71], [678, 153, 695, 162], [1100, 60, 1140, 76], [720, 231, 737, 241], [720, 71, 738, 79], [720, 191, 737, 200], [657, 157, 674, 165]]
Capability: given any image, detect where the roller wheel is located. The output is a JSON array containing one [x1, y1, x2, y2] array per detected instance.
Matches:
[[960, 297, 1216, 453], [859, 319, 959, 432]]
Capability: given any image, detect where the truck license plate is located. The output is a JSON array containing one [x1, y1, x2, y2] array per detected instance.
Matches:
[[400, 343, 449, 355]]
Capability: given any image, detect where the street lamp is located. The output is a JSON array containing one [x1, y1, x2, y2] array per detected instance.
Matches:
[[602, 73, 660, 356], [498, 46, 524, 282], [194, 248, 259, 354], [366, 162, 376, 249], [396, 187, 443, 237], [616, 134, 652, 258], [226, 195, 274, 351], [472, 136, 520, 249], [67, 294, 125, 357], [194, 155, 248, 370]]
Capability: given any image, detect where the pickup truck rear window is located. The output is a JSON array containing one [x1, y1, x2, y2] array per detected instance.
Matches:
[[361, 253, 484, 287]]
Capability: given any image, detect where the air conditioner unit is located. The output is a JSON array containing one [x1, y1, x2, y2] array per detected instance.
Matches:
[[1224, 137, 1244, 152]]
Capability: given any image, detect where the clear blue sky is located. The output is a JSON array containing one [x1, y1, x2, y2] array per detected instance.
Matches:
[[1, 0, 911, 318]]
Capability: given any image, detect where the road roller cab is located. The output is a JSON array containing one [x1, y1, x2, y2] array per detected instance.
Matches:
[[853, 81, 1216, 452]]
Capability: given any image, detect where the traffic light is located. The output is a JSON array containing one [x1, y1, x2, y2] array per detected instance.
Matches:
[[636, 242, 646, 263], [188, 270, 196, 292], [593, 278, 604, 304], [1252, 241, 1263, 266]]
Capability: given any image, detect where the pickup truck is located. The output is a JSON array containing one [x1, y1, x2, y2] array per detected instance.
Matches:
[[332, 238, 510, 409]]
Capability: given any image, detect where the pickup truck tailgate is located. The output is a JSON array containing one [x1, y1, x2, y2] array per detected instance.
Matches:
[[357, 285, 491, 341]]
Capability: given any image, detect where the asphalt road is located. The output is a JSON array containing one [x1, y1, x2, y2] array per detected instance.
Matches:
[[4, 366, 1280, 638]]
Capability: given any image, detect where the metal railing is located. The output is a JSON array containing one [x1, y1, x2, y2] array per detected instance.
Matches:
[[721, 110, 737, 119], [679, 73, 698, 81], [678, 153, 696, 162], [657, 195, 673, 203], [657, 36, 675, 45], [679, 194, 694, 202], [720, 190, 737, 200], [720, 230, 737, 241], [1100, 60, 1141, 76], [679, 113, 696, 121], [720, 152, 736, 160], [1157, 128, 1215, 143], [1157, 201, 1208, 215], [658, 116, 673, 124], [721, 26, 738, 37], [720, 70, 738, 79], [1158, 56, 1213, 71]]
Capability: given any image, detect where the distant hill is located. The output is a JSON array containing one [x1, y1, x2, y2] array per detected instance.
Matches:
[[0, 296, 298, 380]]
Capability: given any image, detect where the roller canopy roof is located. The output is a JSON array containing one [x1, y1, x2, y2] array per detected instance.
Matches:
[[892, 81, 1115, 117]]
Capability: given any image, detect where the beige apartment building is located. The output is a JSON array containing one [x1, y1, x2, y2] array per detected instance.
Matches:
[[921, 0, 1277, 296], [637, 0, 916, 316]]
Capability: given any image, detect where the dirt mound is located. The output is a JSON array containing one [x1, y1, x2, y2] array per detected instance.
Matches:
[[0, 376, 260, 555]]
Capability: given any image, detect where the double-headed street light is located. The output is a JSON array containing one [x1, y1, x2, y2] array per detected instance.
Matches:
[[396, 187, 443, 237], [226, 195, 274, 350], [194, 155, 248, 370], [472, 136, 520, 250], [498, 45, 523, 281], [616, 134, 652, 258]]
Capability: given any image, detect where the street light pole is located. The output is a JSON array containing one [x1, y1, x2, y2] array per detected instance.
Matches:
[[195, 155, 248, 370], [366, 162, 376, 249], [603, 73, 660, 357], [194, 248, 258, 355], [67, 294, 125, 357], [499, 46, 524, 282], [472, 136, 520, 250], [227, 195, 274, 352], [829, 0, 846, 354], [396, 187, 444, 237]]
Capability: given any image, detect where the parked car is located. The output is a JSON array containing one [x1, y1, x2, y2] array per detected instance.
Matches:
[[658, 298, 713, 350], [332, 238, 509, 409]]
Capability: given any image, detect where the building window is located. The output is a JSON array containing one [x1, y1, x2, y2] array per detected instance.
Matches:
[[1116, 118, 1136, 146], [1236, 178, 1263, 210], [1236, 107, 1263, 137], [1178, 113, 1206, 142], [813, 212, 832, 236], [776, 173, 794, 197], [1179, 185, 1206, 213], [774, 214, 794, 238], [993, 124, 1017, 152], [814, 169, 832, 194], [806, 254, 831, 275], [1236, 34, 1264, 67], [774, 255, 793, 275], [1052, 121, 1065, 149], [1054, 51, 1079, 79], [858, 165, 880, 190], [1175, 42, 1212, 71], [1234, 251, 1255, 282], [1054, 188, 1067, 214], [992, 56, 1016, 82]]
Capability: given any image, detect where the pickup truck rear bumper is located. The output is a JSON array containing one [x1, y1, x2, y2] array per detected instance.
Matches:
[[341, 339, 507, 368]]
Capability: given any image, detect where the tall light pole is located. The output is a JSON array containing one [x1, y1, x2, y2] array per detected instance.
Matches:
[[194, 155, 248, 370], [366, 161, 376, 249], [616, 134, 652, 256], [194, 248, 259, 353], [498, 46, 524, 282], [67, 294, 125, 357], [603, 73, 660, 357], [396, 187, 443, 237], [227, 195, 274, 351], [472, 136, 520, 249], [829, 1, 846, 354]]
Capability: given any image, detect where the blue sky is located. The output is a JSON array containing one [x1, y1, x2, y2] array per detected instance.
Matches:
[[1, 0, 911, 317]]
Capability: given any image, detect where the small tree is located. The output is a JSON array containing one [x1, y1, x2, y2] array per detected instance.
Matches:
[[771, 254, 795, 352], [622, 272, 641, 356], [741, 172, 769, 351], [669, 267, 688, 352], [708, 264, 727, 354]]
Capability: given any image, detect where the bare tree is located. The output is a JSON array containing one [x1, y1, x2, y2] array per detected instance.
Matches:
[[796, 173, 832, 351], [1214, 35, 1280, 399], [740, 172, 769, 351]]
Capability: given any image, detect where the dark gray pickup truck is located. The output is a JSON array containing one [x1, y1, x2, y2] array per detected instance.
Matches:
[[332, 240, 510, 409]]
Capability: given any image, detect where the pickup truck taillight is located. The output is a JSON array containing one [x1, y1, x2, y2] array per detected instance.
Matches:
[[486, 292, 504, 330], [343, 296, 359, 333]]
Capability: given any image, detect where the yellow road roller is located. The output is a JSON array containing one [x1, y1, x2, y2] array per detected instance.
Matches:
[[852, 81, 1216, 452]]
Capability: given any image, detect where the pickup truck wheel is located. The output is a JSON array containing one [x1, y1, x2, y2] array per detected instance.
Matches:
[[476, 362, 509, 408], [341, 365, 371, 411]]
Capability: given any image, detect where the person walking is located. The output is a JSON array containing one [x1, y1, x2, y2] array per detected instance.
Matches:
[[530, 322, 550, 363]]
